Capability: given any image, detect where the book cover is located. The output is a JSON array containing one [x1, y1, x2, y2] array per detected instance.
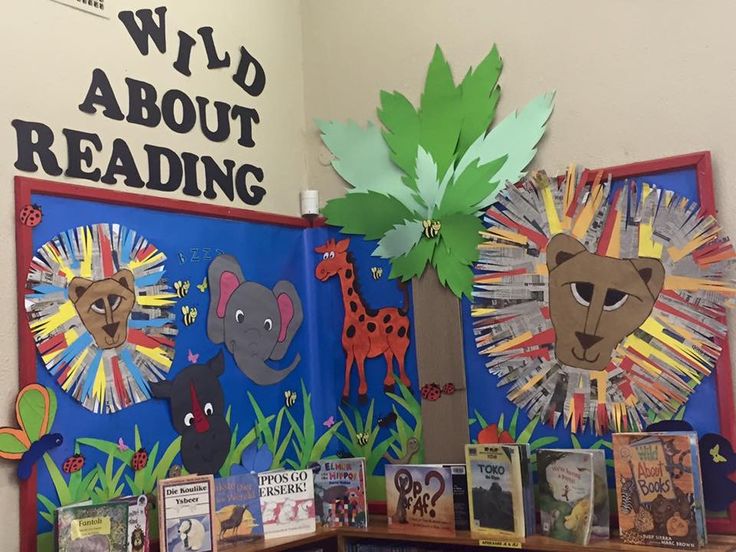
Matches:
[[258, 469, 316, 539], [385, 464, 455, 535], [157, 474, 217, 552], [465, 444, 525, 539], [214, 473, 263, 547], [111, 495, 149, 552], [590, 449, 610, 538], [57, 501, 129, 552], [613, 432, 706, 549], [537, 449, 594, 545], [443, 464, 470, 531], [314, 458, 368, 528]]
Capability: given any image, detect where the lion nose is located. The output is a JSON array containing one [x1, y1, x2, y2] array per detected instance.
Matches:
[[575, 331, 602, 350], [102, 322, 119, 338]]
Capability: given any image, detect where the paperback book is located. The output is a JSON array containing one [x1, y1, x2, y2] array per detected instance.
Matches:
[[56, 501, 129, 552], [385, 464, 456, 535], [157, 474, 217, 552], [112, 495, 149, 552], [214, 472, 263, 547], [443, 463, 470, 531], [314, 458, 368, 528], [613, 432, 707, 549], [258, 469, 316, 539]]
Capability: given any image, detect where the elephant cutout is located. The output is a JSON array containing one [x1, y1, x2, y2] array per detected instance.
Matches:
[[207, 255, 303, 385]]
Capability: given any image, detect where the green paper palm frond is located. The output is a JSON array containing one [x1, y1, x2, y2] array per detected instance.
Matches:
[[319, 44, 554, 298]]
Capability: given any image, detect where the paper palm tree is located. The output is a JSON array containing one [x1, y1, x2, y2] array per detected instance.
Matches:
[[319, 45, 554, 298]]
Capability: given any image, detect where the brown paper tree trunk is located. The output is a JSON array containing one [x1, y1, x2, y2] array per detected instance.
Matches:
[[411, 271, 470, 463]]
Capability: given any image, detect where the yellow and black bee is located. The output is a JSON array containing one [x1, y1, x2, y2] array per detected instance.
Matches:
[[181, 305, 198, 326], [370, 266, 383, 280], [356, 432, 369, 446], [422, 219, 441, 238], [196, 277, 208, 293], [284, 390, 297, 408], [173, 280, 190, 298]]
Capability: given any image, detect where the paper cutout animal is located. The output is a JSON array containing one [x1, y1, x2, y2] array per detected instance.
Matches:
[[547, 233, 665, 371], [68, 269, 137, 349], [315, 238, 411, 402], [178, 518, 206, 551], [207, 255, 303, 385], [150, 352, 231, 475]]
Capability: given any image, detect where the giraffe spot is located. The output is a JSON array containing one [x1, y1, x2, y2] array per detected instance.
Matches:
[[350, 301, 358, 312], [383, 314, 391, 323], [359, 314, 365, 322], [398, 327, 407, 337], [346, 325, 356, 338], [345, 269, 353, 278], [347, 288, 353, 296], [367, 322, 376, 332], [386, 325, 393, 334]]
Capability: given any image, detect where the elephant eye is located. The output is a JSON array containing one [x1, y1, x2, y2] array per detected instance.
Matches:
[[204, 402, 213, 416], [329, 251, 335, 259], [90, 298, 106, 314], [570, 282, 593, 307], [235, 309, 245, 323], [603, 288, 629, 311], [264, 318, 273, 331], [322, 252, 329, 260], [184, 412, 194, 427]]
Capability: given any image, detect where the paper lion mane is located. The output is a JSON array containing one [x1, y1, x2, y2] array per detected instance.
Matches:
[[472, 168, 736, 434]]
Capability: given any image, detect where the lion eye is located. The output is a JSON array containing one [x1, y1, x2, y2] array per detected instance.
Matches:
[[603, 288, 629, 311], [570, 282, 593, 307], [264, 318, 273, 331], [108, 294, 122, 311], [235, 309, 245, 323], [184, 412, 194, 427], [90, 298, 106, 314]]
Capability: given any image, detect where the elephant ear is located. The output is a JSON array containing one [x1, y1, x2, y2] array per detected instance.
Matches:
[[270, 280, 303, 361], [207, 255, 245, 344]]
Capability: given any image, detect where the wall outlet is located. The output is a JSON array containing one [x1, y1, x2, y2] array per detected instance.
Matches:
[[50, 0, 109, 19]]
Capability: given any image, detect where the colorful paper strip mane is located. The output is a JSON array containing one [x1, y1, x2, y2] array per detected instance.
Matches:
[[471, 168, 736, 434], [25, 223, 178, 414]]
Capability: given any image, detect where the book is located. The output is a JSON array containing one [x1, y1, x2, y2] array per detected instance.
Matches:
[[157, 474, 217, 552], [590, 449, 610, 539], [258, 468, 316, 539], [613, 431, 707, 549], [313, 458, 368, 528], [385, 464, 455, 535], [509, 443, 536, 537], [443, 464, 470, 531], [214, 472, 263, 547], [465, 444, 526, 539], [112, 495, 149, 552], [56, 501, 129, 552]]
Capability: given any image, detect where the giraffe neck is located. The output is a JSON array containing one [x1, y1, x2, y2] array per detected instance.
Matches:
[[338, 261, 367, 318]]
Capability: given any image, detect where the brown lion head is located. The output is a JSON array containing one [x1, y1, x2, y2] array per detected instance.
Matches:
[[68, 269, 136, 349], [546, 234, 665, 371]]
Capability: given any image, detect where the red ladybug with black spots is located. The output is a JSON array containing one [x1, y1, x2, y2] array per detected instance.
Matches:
[[131, 448, 148, 471], [442, 383, 456, 396], [19, 204, 43, 227], [62, 453, 85, 474], [421, 383, 442, 401]]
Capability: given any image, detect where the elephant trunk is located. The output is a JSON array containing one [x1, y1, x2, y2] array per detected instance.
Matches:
[[240, 352, 301, 386]]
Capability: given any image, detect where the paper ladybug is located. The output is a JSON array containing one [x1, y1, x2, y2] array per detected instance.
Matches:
[[421, 383, 442, 401], [19, 204, 42, 227], [131, 448, 148, 471], [442, 383, 456, 395], [62, 453, 85, 474]]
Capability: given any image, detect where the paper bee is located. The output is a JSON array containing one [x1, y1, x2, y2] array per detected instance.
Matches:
[[196, 277, 208, 293], [356, 432, 369, 446], [370, 266, 383, 280], [173, 280, 190, 298], [284, 390, 297, 408], [181, 305, 198, 326], [422, 219, 441, 239]]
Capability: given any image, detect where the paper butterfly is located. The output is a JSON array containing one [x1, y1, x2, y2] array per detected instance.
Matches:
[[711, 443, 727, 463], [0, 384, 63, 481], [323, 416, 336, 428], [231, 442, 273, 475], [197, 277, 208, 293], [187, 349, 200, 363], [117, 437, 129, 452]]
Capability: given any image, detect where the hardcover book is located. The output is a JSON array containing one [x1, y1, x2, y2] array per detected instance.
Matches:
[[215, 472, 263, 547], [111, 495, 149, 552], [157, 474, 217, 552], [314, 458, 368, 528], [56, 501, 129, 552], [613, 432, 707, 549], [385, 464, 456, 535], [258, 469, 316, 539]]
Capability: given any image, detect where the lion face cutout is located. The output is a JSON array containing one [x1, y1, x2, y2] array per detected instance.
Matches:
[[69, 269, 136, 349], [546, 234, 665, 371]]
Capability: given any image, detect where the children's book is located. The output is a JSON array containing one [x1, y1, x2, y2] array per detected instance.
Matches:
[[385, 464, 456, 535], [613, 432, 707, 549], [314, 458, 368, 528], [215, 473, 263, 547], [537, 449, 595, 545], [443, 464, 470, 531], [465, 444, 526, 539], [56, 501, 129, 552], [258, 469, 316, 539], [112, 495, 149, 552], [590, 449, 610, 538], [157, 474, 217, 552]]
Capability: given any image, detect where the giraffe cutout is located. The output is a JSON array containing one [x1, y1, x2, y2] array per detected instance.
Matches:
[[315, 238, 412, 403]]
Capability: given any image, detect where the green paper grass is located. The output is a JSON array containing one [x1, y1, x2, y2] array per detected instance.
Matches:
[[247, 391, 293, 469]]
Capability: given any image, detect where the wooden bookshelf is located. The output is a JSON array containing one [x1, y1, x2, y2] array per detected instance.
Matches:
[[223, 516, 736, 551]]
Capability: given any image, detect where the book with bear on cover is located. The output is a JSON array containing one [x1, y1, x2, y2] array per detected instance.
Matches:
[[258, 468, 316, 539], [214, 472, 263, 547], [613, 432, 706, 549], [385, 464, 455, 535], [157, 474, 217, 552], [465, 444, 526, 539], [313, 458, 368, 528], [56, 500, 129, 552]]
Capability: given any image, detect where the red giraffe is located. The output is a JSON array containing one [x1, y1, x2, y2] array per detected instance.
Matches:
[[315, 238, 411, 403]]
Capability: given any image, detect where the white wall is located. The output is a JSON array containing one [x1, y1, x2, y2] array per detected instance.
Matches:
[[0, 1, 306, 547]]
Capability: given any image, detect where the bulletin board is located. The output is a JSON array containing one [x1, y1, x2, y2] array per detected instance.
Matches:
[[461, 151, 736, 533], [15, 177, 422, 552]]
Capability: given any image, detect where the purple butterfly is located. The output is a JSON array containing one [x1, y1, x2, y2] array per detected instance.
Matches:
[[187, 349, 200, 363]]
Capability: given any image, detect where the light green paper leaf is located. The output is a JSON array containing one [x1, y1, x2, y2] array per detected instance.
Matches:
[[440, 214, 484, 264], [378, 90, 420, 179], [373, 219, 424, 260], [388, 237, 437, 282], [322, 192, 417, 240], [438, 156, 506, 217], [413, 147, 439, 217], [432, 238, 474, 299], [457, 45, 503, 157], [457, 91, 555, 206]]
